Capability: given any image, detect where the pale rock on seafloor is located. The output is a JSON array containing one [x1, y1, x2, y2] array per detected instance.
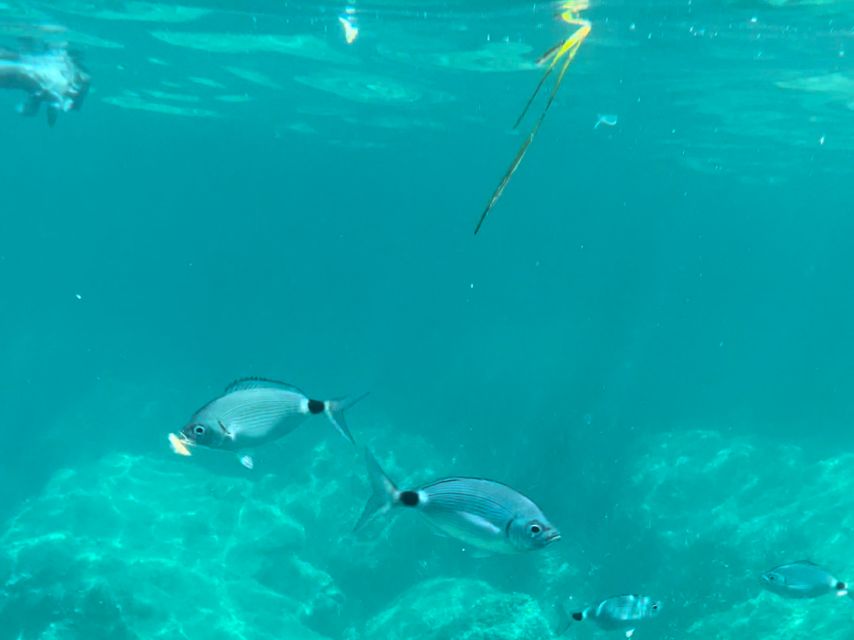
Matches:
[[0, 426, 555, 640], [0, 452, 326, 640], [3, 427, 854, 639], [618, 429, 854, 640], [363, 578, 551, 640]]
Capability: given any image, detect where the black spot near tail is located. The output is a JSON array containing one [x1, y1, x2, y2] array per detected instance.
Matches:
[[837, 582, 847, 591], [399, 491, 420, 507], [571, 612, 583, 622], [308, 399, 324, 414]]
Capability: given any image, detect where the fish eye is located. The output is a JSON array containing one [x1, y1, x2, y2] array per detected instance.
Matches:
[[193, 425, 205, 435], [529, 523, 542, 535], [652, 604, 659, 611]]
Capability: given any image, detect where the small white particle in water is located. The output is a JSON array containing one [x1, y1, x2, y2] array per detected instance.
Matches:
[[819, 135, 826, 145], [629, 23, 636, 31], [719, 341, 724, 347], [75, 294, 83, 300], [750, 16, 758, 24], [469, 283, 474, 289]]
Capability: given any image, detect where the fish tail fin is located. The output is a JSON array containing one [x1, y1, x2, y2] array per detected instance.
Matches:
[[353, 448, 399, 532], [324, 391, 369, 445], [552, 599, 575, 636]]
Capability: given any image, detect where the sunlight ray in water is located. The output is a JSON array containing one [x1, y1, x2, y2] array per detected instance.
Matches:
[[474, 0, 592, 235]]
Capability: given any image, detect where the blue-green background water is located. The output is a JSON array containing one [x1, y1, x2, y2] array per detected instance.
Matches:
[[1, 1, 853, 639]]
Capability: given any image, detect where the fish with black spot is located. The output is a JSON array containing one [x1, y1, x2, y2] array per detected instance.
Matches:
[[354, 449, 560, 555], [172, 377, 366, 468], [556, 594, 662, 638], [761, 560, 854, 600]]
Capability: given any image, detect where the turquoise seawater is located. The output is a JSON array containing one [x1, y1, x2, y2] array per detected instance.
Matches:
[[1, 1, 854, 638]]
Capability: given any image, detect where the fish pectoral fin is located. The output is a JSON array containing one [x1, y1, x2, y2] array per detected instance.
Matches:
[[238, 454, 254, 470], [458, 511, 501, 535]]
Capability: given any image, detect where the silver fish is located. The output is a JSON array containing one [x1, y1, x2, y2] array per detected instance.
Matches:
[[355, 449, 560, 554], [178, 377, 365, 467], [0, 39, 89, 127], [559, 594, 661, 638], [761, 561, 851, 599]]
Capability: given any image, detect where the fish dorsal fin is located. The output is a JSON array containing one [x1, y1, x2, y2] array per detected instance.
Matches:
[[224, 377, 304, 395]]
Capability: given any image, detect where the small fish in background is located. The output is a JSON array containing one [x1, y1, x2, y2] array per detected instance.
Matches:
[[556, 594, 662, 638], [354, 449, 560, 555], [0, 35, 90, 126], [594, 113, 619, 129], [761, 560, 853, 600], [169, 377, 367, 469], [338, 4, 359, 45]]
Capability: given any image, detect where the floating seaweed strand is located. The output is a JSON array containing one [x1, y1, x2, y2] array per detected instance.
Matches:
[[473, 1, 591, 235]]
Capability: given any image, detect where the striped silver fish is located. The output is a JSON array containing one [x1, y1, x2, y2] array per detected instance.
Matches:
[[355, 449, 559, 554], [559, 594, 661, 638], [177, 377, 365, 468], [761, 561, 851, 599]]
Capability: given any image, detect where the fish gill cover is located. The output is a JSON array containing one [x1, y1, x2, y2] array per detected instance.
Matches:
[[0, 0, 853, 639]]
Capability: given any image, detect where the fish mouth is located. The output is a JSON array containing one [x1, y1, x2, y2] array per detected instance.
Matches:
[[174, 432, 194, 447], [546, 531, 562, 544], [168, 432, 194, 456]]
